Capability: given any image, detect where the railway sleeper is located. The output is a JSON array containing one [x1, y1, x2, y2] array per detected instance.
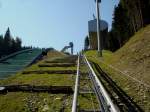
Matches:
[[38, 63, 76, 67], [0, 85, 73, 94], [45, 57, 77, 64], [22, 70, 77, 74], [79, 109, 101, 112], [44, 60, 76, 64]]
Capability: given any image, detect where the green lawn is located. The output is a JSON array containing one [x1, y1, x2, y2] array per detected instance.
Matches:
[[78, 93, 99, 110], [0, 73, 75, 86], [0, 92, 72, 112], [0, 51, 76, 112]]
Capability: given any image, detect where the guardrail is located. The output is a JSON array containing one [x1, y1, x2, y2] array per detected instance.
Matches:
[[27, 50, 43, 66], [84, 55, 119, 112], [71, 55, 80, 112], [0, 49, 32, 62]]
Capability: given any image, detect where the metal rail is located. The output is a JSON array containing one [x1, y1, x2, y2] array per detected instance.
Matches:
[[84, 55, 119, 112], [71, 55, 80, 112], [0, 49, 32, 62], [88, 71, 109, 112], [28, 50, 43, 66]]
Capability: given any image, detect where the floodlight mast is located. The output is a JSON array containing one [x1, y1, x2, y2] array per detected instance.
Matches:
[[95, 0, 102, 57]]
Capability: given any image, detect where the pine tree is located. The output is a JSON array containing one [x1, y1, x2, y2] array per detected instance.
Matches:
[[121, 0, 144, 32], [11, 38, 17, 53], [140, 0, 150, 25], [112, 3, 133, 47], [3, 27, 12, 55], [84, 36, 89, 50], [0, 35, 4, 57], [108, 0, 150, 52], [15, 37, 22, 51], [108, 31, 120, 51], [0, 28, 23, 57]]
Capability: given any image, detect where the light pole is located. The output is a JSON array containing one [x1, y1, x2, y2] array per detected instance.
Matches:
[[95, 0, 102, 57]]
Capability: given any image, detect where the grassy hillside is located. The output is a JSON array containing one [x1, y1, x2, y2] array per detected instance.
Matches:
[[0, 50, 100, 112], [0, 50, 75, 112], [110, 25, 150, 85], [85, 25, 150, 111]]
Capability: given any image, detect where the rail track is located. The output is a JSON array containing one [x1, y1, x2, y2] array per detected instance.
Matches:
[[0, 52, 143, 112], [71, 55, 119, 112], [71, 54, 144, 112]]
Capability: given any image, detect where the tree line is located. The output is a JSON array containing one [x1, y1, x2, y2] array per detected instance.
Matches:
[[0, 27, 23, 58], [108, 0, 150, 51]]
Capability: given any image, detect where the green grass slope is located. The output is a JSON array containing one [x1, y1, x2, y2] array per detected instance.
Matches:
[[0, 50, 75, 112], [110, 25, 150, 85], [85, 25, 150, 111]]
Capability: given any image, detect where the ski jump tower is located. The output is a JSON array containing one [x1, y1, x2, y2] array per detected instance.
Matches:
[[88, 19, 108, 50], [61, 42, 74, 55]]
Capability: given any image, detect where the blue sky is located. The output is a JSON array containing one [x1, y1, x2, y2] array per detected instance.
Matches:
[[0, 0, 119, 53]]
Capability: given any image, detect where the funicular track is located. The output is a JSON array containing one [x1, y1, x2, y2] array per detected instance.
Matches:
[[73, 54, 143, 112], [71, 54, 144, 112], [0, 51, 144, 112], [71, 55, 119, 112]]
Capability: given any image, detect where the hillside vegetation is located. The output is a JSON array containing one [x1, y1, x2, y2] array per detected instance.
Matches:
[[0, 50, 99, 111], [85, 25, 150, 111], [110, 25, 150, 85], [0, 50, 76, 112]]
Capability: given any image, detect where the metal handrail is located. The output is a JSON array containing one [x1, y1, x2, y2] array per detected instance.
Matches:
[[0, 49, 32, 62], [84, 55, 119, 112], [71, 55, 80, 112]]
